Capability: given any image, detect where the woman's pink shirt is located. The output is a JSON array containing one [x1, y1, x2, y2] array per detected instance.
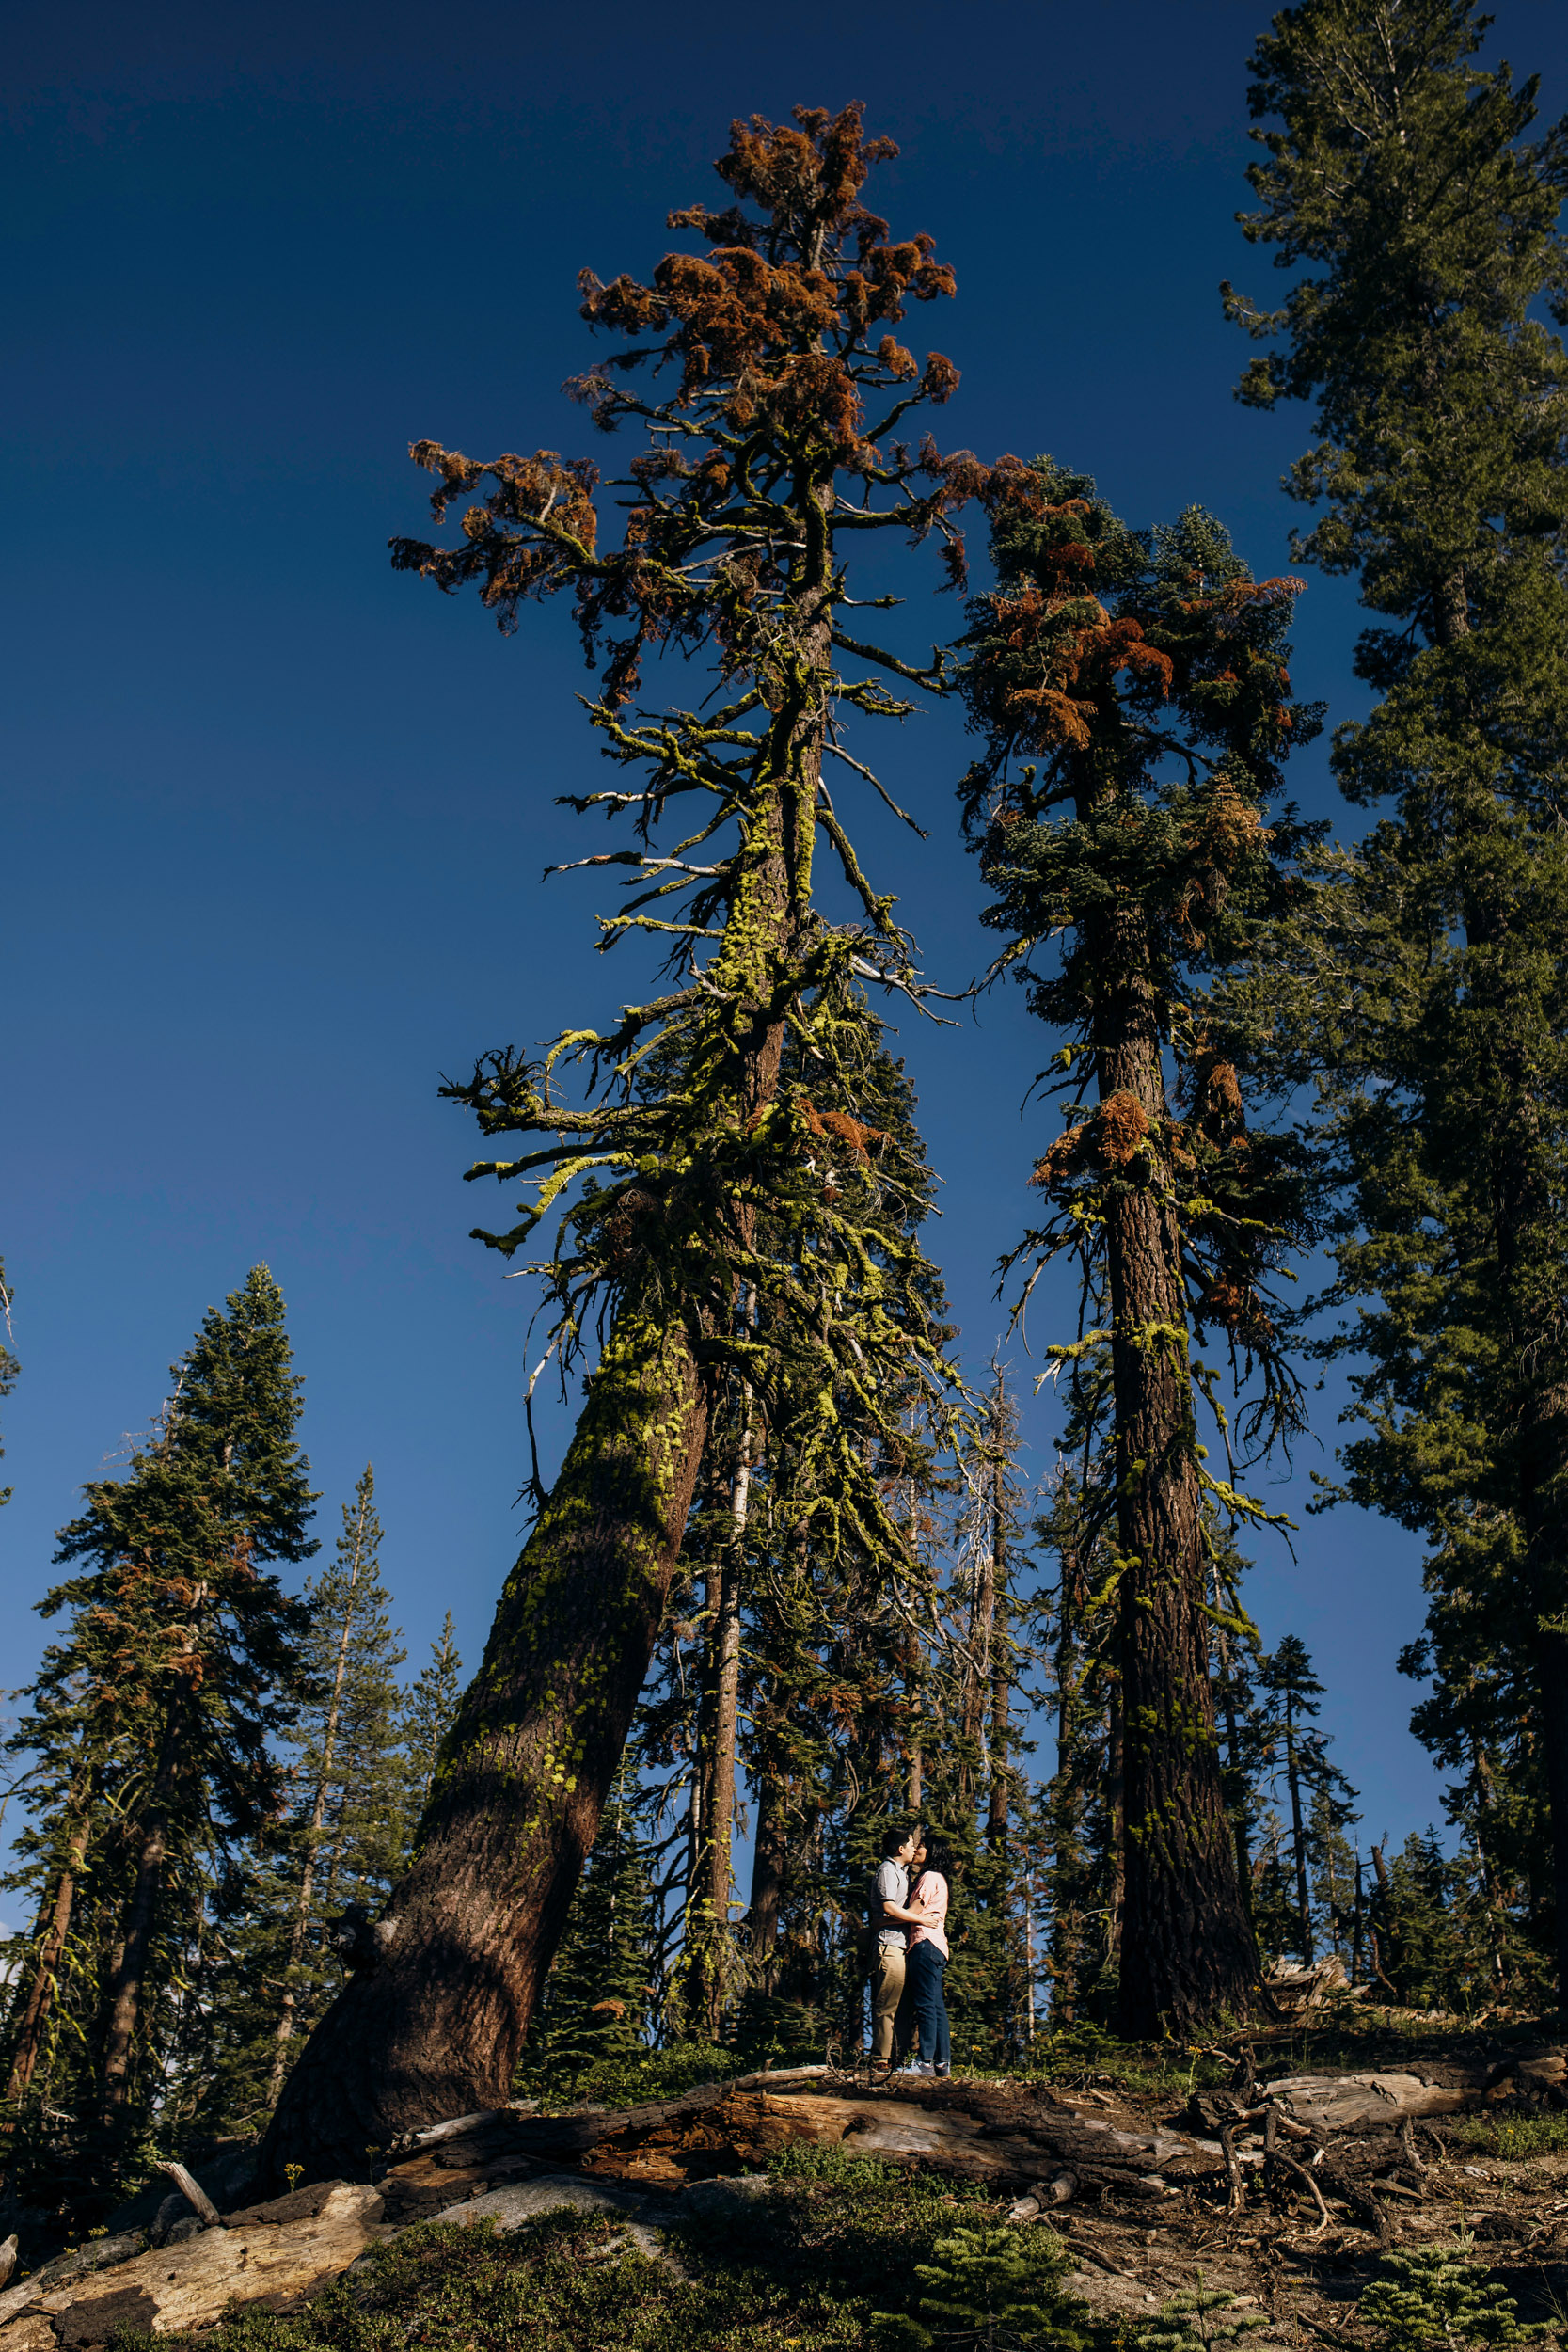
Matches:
[[907, 1871, 950, 1959]]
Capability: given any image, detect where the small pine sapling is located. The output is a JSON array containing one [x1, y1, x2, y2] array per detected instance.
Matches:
[[1359, 2235, 1528, 2352], [877, 2223, 1090, 2352], [1133, 2287, 1272, 2352]]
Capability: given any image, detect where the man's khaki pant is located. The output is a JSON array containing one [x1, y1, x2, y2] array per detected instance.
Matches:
[[870, 1940, 906, 2062]]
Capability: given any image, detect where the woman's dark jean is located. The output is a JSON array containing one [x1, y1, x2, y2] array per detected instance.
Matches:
[[908, 1940, 950, 2071]]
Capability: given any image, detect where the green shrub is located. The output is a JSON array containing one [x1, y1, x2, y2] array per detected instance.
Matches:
[[1359, 2234, 1527, 2352], [1132, 2288, 1271, 2352], [875, 2222, 1090, 2352]]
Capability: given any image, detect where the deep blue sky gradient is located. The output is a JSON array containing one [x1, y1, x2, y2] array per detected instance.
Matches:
[[8, 0, 1568, 1911]]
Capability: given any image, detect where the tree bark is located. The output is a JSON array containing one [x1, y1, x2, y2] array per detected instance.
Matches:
[[747, 1767, 787, 1993], [100, 1816, 170, 2118], [5, 1800, 89, 2102], [261, 1300, 710, 2174], [1104, 1664, 1128, 1983], [1094, 913, 1259, 2034], [1050, 1542, 1084, 2018], [700, 1414, 747, 2037]]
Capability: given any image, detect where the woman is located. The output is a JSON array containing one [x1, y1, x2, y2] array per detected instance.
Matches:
[[903, 1836, 953, 2078]]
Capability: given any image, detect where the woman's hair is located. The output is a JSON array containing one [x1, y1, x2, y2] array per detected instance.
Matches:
[[916, 1836, 956, 1882]]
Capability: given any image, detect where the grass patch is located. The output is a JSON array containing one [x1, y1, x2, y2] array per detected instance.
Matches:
[[126, 2158, 1090, 2352], [1459, 2112, 1568, 2160], [515, 2042, 751, 2112]]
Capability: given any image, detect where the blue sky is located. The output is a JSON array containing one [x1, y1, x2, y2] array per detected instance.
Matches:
[[8, 0, 1568, 1899]]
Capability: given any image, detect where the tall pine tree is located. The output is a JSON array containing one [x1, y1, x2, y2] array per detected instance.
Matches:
[[1225, 0, 1568, 2002], [1, 1268, 315, 2172], [267, 103, 983, 2176], [960, 474, 1320, 2031]]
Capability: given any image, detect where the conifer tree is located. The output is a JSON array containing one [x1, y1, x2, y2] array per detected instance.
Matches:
[[960, 476, 1320, 2031], [256, 1468, 406, 2109], [1, 1269, 315, 2165], [523, 1763, 654, 2090], [1224, 0, 1568, 2001], [1257, 1635, 1326, 1962], [403, 1613, 464, 1825], [268, 103, 985, 2174], [1243, 1635, 1359, 1966]]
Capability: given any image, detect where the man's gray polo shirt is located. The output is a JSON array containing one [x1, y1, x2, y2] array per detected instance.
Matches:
[[875, 1857, 910, 1947]]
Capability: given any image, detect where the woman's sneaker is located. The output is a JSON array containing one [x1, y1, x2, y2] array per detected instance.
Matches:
[[902, 2060, 935, 2075], [934, 2064, 951, 2078]]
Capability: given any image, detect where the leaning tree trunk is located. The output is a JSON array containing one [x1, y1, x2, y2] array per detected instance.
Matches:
[[262, 1300, 711, 2174], [1095, 915, 1259, 2037], [263, 600, 825, 2178]]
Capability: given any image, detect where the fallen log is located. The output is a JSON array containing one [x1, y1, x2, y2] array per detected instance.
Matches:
[[0, 2184, 384, 2348], [1263, 2071, 1486, 2132], [375, 2067, 1202, 2205]]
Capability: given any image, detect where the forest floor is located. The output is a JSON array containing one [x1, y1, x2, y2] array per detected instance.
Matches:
[[980, 2007, 1568, 2344], [11, 2008, 1568, 2352]]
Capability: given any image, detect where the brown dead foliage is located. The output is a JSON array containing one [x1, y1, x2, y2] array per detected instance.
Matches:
[[800, 1098, 888, 1161], [1093, 1091, 1152, 1168]]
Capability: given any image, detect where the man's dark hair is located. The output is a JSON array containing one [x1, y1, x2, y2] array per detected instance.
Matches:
[[879, 1820, 913, 1859]]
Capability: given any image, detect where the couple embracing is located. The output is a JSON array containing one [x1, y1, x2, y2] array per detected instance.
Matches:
[[869, 1821, 954, 2081]]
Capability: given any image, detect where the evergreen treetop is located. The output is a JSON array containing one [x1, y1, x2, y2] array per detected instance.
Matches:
[[1225, 0, 1568, 635], [403, 1612, 464, 1825]]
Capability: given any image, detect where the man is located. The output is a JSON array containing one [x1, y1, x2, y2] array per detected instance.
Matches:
[[869, 1822, 928, 2080]]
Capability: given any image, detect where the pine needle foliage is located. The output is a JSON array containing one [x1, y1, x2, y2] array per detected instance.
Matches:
[[1, 1268, 315, 2178], [876, 2222, 1089, 2352], [402, 1613, 464, 1825], [1222, 0, 1568, 2002], [521, 1762, 655, 2093], [1358, 2234, 1527, 2352], [1133, 2288, 1271, 2352]]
